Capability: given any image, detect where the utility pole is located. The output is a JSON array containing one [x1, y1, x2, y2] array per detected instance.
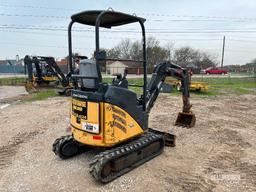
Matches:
[[221, 35, 226, 68], [16, 55, 19, 62]]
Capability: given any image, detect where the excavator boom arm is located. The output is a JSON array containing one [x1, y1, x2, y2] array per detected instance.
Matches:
[[145, 61, 195, 128], [146, 61, 192, 113], [41, 57, 69, 87]]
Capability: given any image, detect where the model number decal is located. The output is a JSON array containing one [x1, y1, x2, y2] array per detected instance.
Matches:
[[72, 99, 86, 107], [72, 99, 87, 119]]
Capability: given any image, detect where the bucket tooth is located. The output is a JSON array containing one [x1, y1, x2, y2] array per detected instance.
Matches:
[[175, 112, 196, 128], [25, 82, 37, 93]]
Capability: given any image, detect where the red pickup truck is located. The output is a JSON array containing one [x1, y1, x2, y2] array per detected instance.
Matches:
[[203, 67, 228, 75]]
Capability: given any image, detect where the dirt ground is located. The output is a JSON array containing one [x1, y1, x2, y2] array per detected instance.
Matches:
[[0, 91, 256, 192], [0, 86, 27, 101]]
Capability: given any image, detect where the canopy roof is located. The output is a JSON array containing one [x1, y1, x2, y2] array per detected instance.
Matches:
[[71, 10, 146, 28]]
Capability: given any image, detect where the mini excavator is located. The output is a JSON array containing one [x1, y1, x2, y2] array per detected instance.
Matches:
[[52, 10, 196, 183], [24, 55, 72, 95]]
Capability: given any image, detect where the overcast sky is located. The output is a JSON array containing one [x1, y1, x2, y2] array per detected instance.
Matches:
[[1, 0, 256, 65]]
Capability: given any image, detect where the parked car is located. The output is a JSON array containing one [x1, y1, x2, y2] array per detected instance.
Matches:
[[203, 67, 228, 75]]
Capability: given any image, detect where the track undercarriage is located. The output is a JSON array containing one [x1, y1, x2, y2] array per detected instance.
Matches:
[[52, 129, 175, 183]]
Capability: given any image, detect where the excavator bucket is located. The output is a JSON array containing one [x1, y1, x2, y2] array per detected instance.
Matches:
[[175, 112, 196, 128], [25, 82, 37, 93]]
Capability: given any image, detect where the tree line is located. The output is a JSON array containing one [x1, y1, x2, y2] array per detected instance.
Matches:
[[106, 37, 218, 69]]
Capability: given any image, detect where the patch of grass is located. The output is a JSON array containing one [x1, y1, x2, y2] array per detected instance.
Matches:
[[0, 77, 26, 85], [193, 77, 256, 95], [233, 87, 251, 94], [103, 76, 255, 97], [102, 78, 112, 84], [229, 72, 255, 76], [103, 77, 218, 97], [24, 89, 58, 102], [20, 76, 253, 102]]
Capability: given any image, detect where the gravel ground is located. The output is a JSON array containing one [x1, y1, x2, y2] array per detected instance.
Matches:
[[0, 86, 27, 101], [0, 86, 27, 110], [0, 92, 256, 192]]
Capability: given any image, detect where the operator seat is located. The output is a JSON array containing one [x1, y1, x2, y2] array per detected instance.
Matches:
[[79, 59, 100, 90]]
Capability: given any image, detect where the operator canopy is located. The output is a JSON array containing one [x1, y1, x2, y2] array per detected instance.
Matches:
[[71, 10, 146, 28]]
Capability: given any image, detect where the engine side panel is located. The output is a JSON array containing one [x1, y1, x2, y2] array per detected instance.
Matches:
[[70, 99, 144, 147], [104, 103, 144, 145]]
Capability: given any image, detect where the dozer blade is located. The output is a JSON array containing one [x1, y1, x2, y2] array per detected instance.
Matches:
[[148, 128, 176, 147], [175, 112, 196, 128]]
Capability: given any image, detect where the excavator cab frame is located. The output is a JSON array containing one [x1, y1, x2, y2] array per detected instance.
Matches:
[[67, 10, 148, 110]]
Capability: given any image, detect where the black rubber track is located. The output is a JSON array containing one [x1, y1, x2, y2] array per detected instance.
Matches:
[[52, 135, 89, 159], [89, 132, 165, 183]]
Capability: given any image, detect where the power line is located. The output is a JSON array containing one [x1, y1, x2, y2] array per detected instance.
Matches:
[[0, 41, 247, 50], [1, 13, 256, 23], [0, 4, 77, 11], [3, 24, 256, 32], [228, 39, 256, 43], [2, 25, 256, 34], [2, 29, 256, 49], [2, 41, 255, 54], [0, 41, 94, 50], [3, 24, 255, 38], [1, 23, 255, 31], [225, 49, 256, 53], [138, 13, 256, 21], [148, 19, 256, 23], [0, 29, 223, 42], [0, 29, 130, 39], [1, 4, 256, 21], [227, 35, 256, 39], [0, 13, 68, 19]]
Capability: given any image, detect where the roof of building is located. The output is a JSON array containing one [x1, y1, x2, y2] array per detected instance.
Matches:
[[0, 60, 17, 65], [56, 58, 68, 66], [107, 61, 128, 67], [106, 60, 142, 68], [0, 60, 7, 65]]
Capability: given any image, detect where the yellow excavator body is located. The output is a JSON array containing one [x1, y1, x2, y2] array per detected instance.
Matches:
[[41, 76, 58, 82], [71, 100, 144, 147]]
